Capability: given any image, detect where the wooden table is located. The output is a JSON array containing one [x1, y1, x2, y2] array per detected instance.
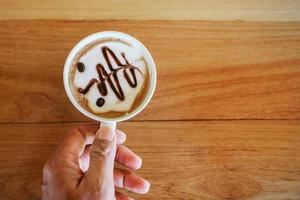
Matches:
[[0, 1, 300, 199]]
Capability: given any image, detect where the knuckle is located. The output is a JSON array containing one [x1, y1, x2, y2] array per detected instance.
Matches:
[[90, 139, 112, 158], [68, 126, 79, 135], [43, 160, 51, 171], [45, 154, 65, 172], [46, 156, 59, 169], [120, 169, 132, 188], [42, 161, 52, 177], [43, 158, 57, 173], [123, 169, 133, 179]]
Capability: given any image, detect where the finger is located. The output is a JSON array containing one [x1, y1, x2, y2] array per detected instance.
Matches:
[[79, 130, 125, 160], [115, 191, 134, 200], [116, 145, 142, 170], [79, 145, 91, 172], [56, 123, 98, 157], [116, 129, 126, 145], [114, 168, 150, 194], [58, 124, 124, 156], [79, 126, 125, 145], [45, 124, 98, 187], [78, 123, 99, 144], [70, 124, 125, 146], [78, 128, 125, 146], [84, 126, 116, 188], [49, 124, 97, 171], [79, 129, 126, 172]]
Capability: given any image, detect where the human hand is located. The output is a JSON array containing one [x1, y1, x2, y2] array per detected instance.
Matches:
[[42, 124, 150, 200]]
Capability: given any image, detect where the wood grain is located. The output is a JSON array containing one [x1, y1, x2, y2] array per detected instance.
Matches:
[[0, 0, 300, 21], [0, 20, 299, 122], [0, 121, 299, 200]]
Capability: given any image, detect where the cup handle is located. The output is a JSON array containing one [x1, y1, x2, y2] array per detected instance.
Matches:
[[100, 121, 117, 130]]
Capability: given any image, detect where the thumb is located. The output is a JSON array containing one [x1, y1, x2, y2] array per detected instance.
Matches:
[[83, 125, 116, 196]]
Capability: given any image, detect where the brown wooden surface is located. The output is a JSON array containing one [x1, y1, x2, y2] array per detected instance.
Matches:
[[0, 121, 299, 200], [1, 1, 300, 199], [1, 0, 300, 21], [0, 20, 300, 123]]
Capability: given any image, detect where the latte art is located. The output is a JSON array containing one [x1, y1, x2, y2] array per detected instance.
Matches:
[[77, 46, 143, 103], [69, 38, 148, 117]]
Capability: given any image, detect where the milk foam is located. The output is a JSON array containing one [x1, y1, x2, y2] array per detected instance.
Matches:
[[72, 40, 147, 113]]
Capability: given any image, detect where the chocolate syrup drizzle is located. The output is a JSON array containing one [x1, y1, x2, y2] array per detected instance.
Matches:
[[77, 46, 143, 107]]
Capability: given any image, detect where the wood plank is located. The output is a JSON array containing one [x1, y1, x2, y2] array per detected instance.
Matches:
[[0, 20, 300, 122], [0, 121, 299, 199], [0, 0, 300, 21]]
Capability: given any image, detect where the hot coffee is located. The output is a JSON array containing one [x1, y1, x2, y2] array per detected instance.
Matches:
[[68, 37, 149, 118]]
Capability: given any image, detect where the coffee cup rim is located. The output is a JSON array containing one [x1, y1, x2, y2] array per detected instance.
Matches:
[[63, 31, 157, 123]]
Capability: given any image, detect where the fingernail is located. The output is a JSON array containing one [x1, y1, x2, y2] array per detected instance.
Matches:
[[97, 126, 114, 141], [140, 179, 151, 194], [135, 156, 143, 169], [145, 180, 151, 191]]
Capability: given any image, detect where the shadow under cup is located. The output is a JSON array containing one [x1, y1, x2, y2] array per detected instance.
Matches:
[[63, 31, 157, 124]]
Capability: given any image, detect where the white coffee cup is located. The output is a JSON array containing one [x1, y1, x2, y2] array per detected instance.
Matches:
[[63, 31, 157, 129]]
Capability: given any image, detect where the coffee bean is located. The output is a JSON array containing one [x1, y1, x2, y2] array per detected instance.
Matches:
[[96, 97, 105, 107], [77, 62, 85, 72]]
